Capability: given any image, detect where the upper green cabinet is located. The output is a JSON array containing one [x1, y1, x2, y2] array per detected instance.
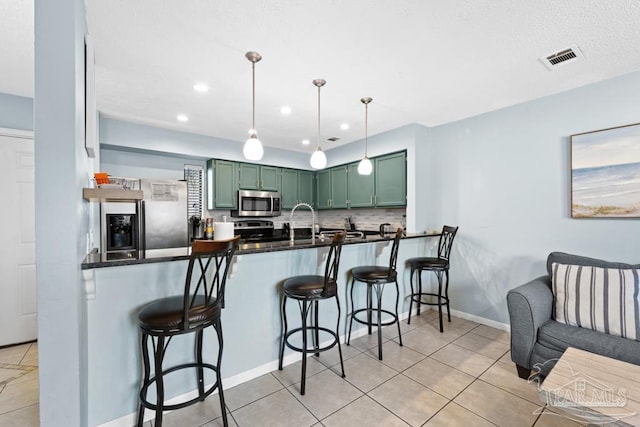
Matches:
[[281, 169, 314, 209], [347, 162, 375, 208], [316, 169, 332, 210], [281, 168, 299, 209], [206, 150, 405, 212], [330, 166, 349, 209], [239, 163, 280, 191], [374, 151, 406, 207], [316, 151, 406, 210], [315, 166, 349, 210], [207, 159, 239, 209], [298, 170, 314, 205]]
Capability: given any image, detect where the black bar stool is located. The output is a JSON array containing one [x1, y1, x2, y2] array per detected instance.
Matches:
[[136, 237, 239, 427], [346, 228, 404, 360], [407, 226, 458, 332], [278, 232, 347, 395]]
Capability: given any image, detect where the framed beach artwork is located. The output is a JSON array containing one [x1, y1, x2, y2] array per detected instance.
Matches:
[[571, 123, 640, 218]]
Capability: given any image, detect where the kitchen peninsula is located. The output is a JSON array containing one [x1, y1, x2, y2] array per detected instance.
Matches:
[[82, 232, 437, 426]]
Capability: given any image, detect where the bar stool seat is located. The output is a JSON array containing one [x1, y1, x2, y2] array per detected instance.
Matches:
[[283, 276, 337, 298], [347, 228, 403, 360], [407, 226, 458, 332], [136, 237, 239, 427], [279, 232, 346, 396]]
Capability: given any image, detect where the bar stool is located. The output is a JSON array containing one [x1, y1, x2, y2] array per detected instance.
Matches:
[[346, 228, 404, 360], [278, 232, 347, 395], [136, 237, 239, 427], [407, 226, 458, 332]]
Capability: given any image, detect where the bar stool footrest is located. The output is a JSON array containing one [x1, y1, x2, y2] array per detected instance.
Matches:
[[351, 308, 398, 328], [284, 326, 340, 354], [139, 362, 220, 412], [409, 292, 448, 306]]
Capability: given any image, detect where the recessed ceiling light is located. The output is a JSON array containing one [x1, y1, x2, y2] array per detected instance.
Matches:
[[301, 139, 310, 145], [281, 106, 292, 115], [193, 83, 209, 93], [340, 123, 350, 130], [177, 114, 189, 122]]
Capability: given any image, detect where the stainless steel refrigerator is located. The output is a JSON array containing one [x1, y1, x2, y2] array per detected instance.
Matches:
[[139, 179, 188, 250]]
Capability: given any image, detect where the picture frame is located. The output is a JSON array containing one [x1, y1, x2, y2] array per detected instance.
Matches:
[[571, 122, 640, 218]]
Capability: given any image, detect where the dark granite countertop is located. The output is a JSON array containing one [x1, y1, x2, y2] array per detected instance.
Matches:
[[81, 232, 439, 270]]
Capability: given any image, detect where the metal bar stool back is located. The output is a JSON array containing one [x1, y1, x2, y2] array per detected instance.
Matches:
[[136, 237, 239, 427], [347, 228, 404, 360], [407, 226, 458, 332], [278, 231, 347, 395]]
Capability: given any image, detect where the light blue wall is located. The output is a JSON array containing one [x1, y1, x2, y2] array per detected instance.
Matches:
[[100, 148, 205, 180], [100, 116, 311, 169], [0, 93, 33, 131], [34, 0, 92, 425], [431, 70, 640, 324]]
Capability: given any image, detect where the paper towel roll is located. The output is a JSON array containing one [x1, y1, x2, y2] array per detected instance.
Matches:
[[214, 222, 234, 241]]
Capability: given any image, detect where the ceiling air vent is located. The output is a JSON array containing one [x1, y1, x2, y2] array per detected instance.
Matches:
[[540, 45, 584, 70], [327, 137, 340, 142]]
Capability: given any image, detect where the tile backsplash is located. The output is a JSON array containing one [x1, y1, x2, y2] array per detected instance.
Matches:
[[206, 208, 406, 232]]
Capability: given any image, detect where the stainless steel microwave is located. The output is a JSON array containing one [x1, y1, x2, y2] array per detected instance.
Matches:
[[231, 190, 281, 217]]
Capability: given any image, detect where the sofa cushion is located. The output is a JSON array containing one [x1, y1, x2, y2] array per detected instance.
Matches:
[[537, 320, 640, 366], [552, 262, 640, 340], [546, 252, 640, 277]]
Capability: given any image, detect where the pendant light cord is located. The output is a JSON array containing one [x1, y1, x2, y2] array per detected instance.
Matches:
[[364, 102, 368, 157], [252, 61, 256, 133], [317, 85, 321, 150]]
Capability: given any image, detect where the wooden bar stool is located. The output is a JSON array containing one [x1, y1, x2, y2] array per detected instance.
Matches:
[[407, 226, 458, 332], [346, 228, 403, 360], [278, 232, 347, 395], [136, 237, 239, 427]]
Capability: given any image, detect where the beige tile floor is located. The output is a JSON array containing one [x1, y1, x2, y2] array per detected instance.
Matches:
[[0, 341, 39, 426], [0, 313, 584, 427]]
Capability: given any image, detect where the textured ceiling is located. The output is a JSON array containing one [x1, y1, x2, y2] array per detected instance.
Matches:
[[2, 1, 640, 153]]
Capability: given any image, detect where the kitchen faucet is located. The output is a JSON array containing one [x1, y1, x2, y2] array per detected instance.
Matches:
[[290, 202, 315, 245]]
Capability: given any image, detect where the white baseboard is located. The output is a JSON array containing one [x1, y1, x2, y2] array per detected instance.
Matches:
[[99, 307, 508, 426]]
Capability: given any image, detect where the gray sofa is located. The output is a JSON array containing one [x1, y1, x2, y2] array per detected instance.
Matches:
[[506, 251, 640, 379]]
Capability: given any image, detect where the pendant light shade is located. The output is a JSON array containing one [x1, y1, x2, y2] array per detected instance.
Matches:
[[357, 97, 373, 175], [310, 147, 327, 169], [310, 79, 327, 170], [243, 51, 264, 161]]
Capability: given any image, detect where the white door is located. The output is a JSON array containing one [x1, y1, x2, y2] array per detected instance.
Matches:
[[0, 130, 36, 346]]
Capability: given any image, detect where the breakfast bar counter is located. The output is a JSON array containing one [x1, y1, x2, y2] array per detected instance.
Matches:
[[83, 232, 439, 426], [81, 232, 436, 269]]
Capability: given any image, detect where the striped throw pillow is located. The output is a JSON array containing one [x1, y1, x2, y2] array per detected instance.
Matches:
[[552, 262, 640, 341]]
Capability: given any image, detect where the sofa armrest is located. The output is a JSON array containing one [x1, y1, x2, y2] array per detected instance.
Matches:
[[506, 275, 553, 369]]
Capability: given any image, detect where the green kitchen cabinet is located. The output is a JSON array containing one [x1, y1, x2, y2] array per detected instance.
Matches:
[[330, 165, 349, 209], [347, 162, 375, 208], [238, 164, 280, 191], [298, 170, 314, 206], [315, 166, 348, 209], [281, 168, 299, 209], [212, 159, 239, 209], [316, 169, 331, 209], [374, 151, 406, 207]]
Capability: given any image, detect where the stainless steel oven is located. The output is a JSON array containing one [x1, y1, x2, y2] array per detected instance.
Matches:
[[231, 190, 281, 217]]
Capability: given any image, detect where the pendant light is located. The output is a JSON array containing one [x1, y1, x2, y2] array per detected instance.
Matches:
[[357, 97, 373, 175], [310, 79, 328, 169], [243, 51, 264, 161]]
